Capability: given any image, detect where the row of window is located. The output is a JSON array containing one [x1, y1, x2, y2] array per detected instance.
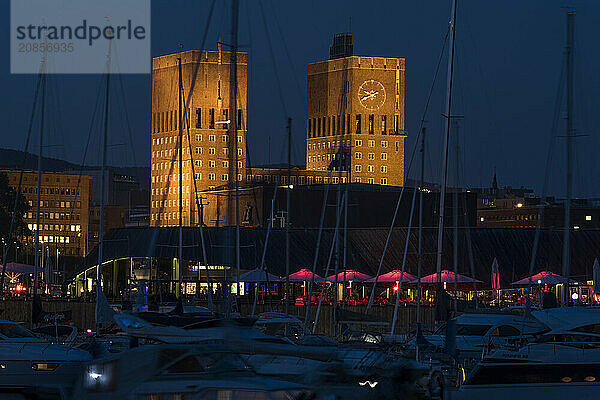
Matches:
[[308, 152, 389, 163], [27, 223, 81, 232], [152, 109, 244, 133], [25, 209, 81, 221], [152, 147, 243, 161], [354, 165, 388, 173], [152, 134, 243, 147], [21, 187, 81, 196], [307, 114, 401, 138]]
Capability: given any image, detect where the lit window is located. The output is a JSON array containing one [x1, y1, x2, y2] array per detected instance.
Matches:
[[209, 135, 216, 141], [355, 165, 362, 172], [369, 140, 375, 147], [368, 165, 374, 172], [368, 153, 375, 160], [381, 178, 387, 185], [355, 152, 362, 159], [586, 215, 592, 221], [381, 166, 387, 173], [209, 148, 215, 155], [381, 153, 387, 160]]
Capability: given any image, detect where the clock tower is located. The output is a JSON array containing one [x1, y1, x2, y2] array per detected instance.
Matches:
[[306, 34, 406, 186]]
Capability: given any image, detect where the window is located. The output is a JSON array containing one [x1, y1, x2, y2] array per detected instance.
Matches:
[[368, 165, 374, 172], [317, 118, 321, 136], [195, 160, 202, 167], [381, 115, 387, 134], [368, 140, 375, 147], [381, 140, 388, 148], [586, 215, 592, 221], [381, 166, 387, 173], [238, 135, 243, 143], [355, 152, 362, 159], [355, 165, 362, 172], [355, 177, 361, 183], [368, 178, 374, 184], [222, 135, 228, 142], [222, 109, 229, 130], [394, 115, 399, 134], [208, 148, 215, 155], [238, 161, 243, 168], [195, 147, 202, 154], [222, 161, 229, 168], [195, 108, 202, 128], [238, 148, 243, 156], [209, 160, 216, 167], [368, 153, 375, 160], [355, 115, 361, 134], [208, 173, 215, 180], [368, 114, 374, 134], [209, 108, 215, 129], [209, 135, 215, 141], [380, 178, 387, 185], [381, 153, 388, 160], [195, 172, 202, 180], [223, 148, 229, 155], [355, 139, 362, 147], [221, 174, 228, 181], [237, 109, 243, 130]]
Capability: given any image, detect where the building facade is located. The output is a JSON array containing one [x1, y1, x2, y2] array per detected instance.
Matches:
[[3, 170, 89, 257], [306, 34, 406, 186], [150, 35, 406, 228], [151, 45, 248, 227]]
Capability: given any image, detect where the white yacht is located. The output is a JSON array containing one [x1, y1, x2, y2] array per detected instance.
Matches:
[[75, 344, 314, 399], [449, 340, 600, 400], [0, 319, 92, 398], [410, 310, 547, 359], [449, 307, 600, 399]]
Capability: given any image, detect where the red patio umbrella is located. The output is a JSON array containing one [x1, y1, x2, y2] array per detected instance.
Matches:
[[415, 270, 483, 284], [288, 268, 325, 282], [366, 270, 416, 283], [512, 270, 575, 285], [326, 270, 372, 282]]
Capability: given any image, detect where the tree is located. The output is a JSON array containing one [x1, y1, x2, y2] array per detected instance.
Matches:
[[0, 172, 31, 255]]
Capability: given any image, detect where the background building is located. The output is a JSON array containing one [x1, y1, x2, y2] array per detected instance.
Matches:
[[306, 33, 406, 186], [150, 45, 248, 228], [3, 170, 89, 257]]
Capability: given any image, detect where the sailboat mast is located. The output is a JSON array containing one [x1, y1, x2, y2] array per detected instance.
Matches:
[[285, 117, 291, 315], [435, 0, 458, 283], [562, 10, 575, 305], [33, 74, 46, 297], [97, 64, 110, 332], [230, 0, 240, 296], [178, 56, 184, 298], [417, 127, 425, 323]]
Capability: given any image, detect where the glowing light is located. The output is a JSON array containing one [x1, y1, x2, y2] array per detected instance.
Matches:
[[86, 329, 92, 334], [586, 215, 592, 221], [572, 292, 579, 301], [516, 203, 523, 208], [480, 217, 484, 222], [358, 381, 378, 388], [585, 376, 596, 382], [537, 279, 542, 284], [89, 372, 102, 380], [574, 226, 580, 230]]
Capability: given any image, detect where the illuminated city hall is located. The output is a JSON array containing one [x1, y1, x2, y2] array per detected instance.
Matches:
[[150, 34, 406, 227]]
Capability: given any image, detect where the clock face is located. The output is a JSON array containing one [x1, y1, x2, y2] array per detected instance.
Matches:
[[358, 80, 386, 110]]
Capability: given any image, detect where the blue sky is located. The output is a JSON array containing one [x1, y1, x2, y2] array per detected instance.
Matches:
[[2, 0, 600, 197]]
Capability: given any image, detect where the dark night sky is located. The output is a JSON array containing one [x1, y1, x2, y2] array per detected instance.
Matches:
[[1, 1, 600, 197]]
